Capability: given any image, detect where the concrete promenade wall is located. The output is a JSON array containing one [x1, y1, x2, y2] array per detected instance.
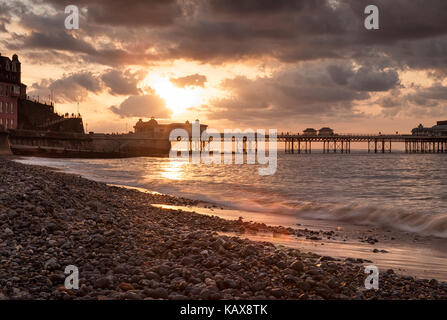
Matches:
[[8, 130, 171, 158], [0, 130, 12, 155]]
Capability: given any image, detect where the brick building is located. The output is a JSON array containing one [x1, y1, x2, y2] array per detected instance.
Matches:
[[0, 52, 84, 133], [0, 53, 27, 129]]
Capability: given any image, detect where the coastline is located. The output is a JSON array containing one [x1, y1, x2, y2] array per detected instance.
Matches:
[[1, 157, 447, 300]]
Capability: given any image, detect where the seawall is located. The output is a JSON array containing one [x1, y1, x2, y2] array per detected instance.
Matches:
[[8, 130, 171, 158], [0, 129, 12, 155]]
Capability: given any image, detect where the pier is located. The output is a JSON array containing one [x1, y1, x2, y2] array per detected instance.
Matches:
[[180, 133, 447, 154], [280, 134, 447, 154]]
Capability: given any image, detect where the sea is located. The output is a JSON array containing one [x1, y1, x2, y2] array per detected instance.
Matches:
[[16, 151, 447, 238]]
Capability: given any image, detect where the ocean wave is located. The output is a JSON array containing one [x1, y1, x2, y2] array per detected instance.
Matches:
[[297, 203, 447, 238], [222, 198, 447, 238], [15, 157, 447, 239]]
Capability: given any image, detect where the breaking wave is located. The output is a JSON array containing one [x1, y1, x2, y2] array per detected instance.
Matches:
[[223, 198, 447, 238]]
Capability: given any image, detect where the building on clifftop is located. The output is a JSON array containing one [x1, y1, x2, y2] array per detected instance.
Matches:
[[0, 53, 27, 129], [0, 52, 84, 133]]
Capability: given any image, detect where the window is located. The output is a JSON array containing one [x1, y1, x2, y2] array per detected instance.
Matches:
[[11, 103, 14, 114], [11, 119, 14, 128], [0, 102, 2, 113], [5, 102, 8, 113], [6, 118, 9, 129], [5, 86, 8, 97], [0, 85, 2, 96]]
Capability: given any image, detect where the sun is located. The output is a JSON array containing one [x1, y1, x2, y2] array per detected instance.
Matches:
[[144, 75, 203, 115]]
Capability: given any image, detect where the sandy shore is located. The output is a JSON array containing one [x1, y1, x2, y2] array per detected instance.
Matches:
[[1, 157, 447, 300]]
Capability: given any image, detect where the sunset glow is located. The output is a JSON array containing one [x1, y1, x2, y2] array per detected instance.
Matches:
[[2, 0, 447, 305], [145, 75, 204, 115]]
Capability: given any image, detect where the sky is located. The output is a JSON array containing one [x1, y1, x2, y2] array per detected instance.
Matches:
[[0, 0, 446, 134]]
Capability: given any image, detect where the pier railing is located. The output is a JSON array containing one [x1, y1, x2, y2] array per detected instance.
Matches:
[[173, 132, 447, 154], [182, 133, 447, 154], [277, 134, 447, 154]]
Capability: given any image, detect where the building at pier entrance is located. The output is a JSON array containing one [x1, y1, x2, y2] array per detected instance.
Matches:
[[412, 121, 447, 136], [134, 117, 208, 138]]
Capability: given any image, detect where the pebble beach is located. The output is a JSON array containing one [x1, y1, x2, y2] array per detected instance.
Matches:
[[1, 157, 447, 300]]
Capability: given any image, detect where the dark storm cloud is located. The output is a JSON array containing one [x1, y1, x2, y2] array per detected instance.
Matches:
[[159, 0, 350, 63], [0, 1, 15, 33], [28, 69, 148, 103], [327, 64, 355, 86], [346, 0, 447, 42], [387, 36, 447, 76], [208, 0, 306, 15], [406, 84, 447, 108], [35, 0, 182, 27], [101, 69, 145, 95], [3, 0, 447, 124], [417, 84, 447, 101], [29, 72, 103, 103], [375, 84, 447, 118], [349, 67, 399, 92], [5, 0, 447, 68], [109, 89, 171, 118], [157, 0, 447, 64], [207, 62, 381, 122], [376, 90, 402, 109], [170, 73, 207, 88], [22, 31, 96, 54], [0, 5, 10, 33]]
